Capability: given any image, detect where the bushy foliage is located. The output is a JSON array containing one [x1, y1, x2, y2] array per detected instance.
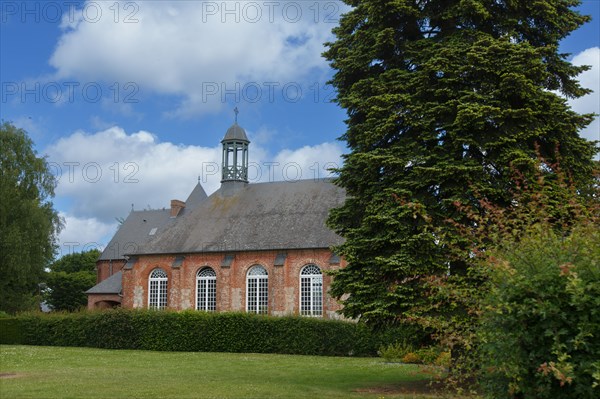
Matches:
[[44, 249, 100, 311], [416, 347, 444, 365], [45, 271, 96, 312], [0, 121, 62, 313], [479, 223, 600, 398], [0, 310, 425, 357], [48, 249, 100, 274], [434, 351, 451, 368], [434, 162, 599, 395], [402, 352, 422, 364], [378, 341, 448, 367], [378, 341, 413, 362], [0, 317, 22, 344]]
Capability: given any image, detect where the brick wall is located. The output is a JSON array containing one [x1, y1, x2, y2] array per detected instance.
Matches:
[[96, 259, 127, 283], [120, 249, 345, 319], [87, 293, 122, 309]]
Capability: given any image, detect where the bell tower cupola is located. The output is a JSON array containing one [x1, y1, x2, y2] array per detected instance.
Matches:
[[221, 107, 249, 185]]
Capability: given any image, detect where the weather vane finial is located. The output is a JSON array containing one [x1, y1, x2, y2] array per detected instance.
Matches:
[[234, 106, 239, 123]]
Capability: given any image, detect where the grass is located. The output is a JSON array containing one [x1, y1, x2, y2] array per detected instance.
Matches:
[[0, 345, 460, 399]]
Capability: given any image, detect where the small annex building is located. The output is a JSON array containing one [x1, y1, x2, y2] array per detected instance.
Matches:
[[87, 120, 347, 318]]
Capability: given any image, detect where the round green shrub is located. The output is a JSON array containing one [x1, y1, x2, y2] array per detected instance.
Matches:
[[479, 224, 600, 398]]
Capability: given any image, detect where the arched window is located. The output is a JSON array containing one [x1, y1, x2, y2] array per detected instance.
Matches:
[[196, 267, 216, 312], [246, 265, 268, 314], [148, 268, 168, 310], [300, 264, 322, 317]]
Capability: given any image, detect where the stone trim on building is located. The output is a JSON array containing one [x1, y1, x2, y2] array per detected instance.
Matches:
[[120, 248, 344, 318]]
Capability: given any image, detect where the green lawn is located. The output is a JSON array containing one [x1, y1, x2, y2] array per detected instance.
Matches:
[[0, 345, 456, 399]]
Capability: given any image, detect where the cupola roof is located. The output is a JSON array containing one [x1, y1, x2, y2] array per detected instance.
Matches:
[[221, 123, 249, 143]]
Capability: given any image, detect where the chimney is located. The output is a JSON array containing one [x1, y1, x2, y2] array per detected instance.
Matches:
[[170, 199, 186, 218]]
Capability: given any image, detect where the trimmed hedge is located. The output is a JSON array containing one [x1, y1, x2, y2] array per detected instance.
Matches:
[[0, 309, 427, 356], [0, 317, 23, 344]]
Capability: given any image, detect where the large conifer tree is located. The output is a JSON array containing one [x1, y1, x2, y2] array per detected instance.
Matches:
[[325, 0, 598, 324]]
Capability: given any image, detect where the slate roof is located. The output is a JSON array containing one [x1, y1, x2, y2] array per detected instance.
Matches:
[[184, 183, 208, 209], [85, 271, 122, 294], [133, 178, 345, 255], [98, 184, 207, 261], [98, 209, 175, 260]]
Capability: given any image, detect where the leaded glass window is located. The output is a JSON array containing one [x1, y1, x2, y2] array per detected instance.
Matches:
[[196, 267, 216, 312], [246, 265, 268, 314], [148, 268, 168, 310], [300, 264, 322, 317]]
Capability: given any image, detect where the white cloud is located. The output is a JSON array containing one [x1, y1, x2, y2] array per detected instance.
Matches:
[[569, 47, 600, 143], [45, 126, 222, 223], [57, 213, 114, 257], [11, 116, 45, 143], [45, 126, 344, 248], [49, 1, 344, 116], [271, 142, 343, 182]]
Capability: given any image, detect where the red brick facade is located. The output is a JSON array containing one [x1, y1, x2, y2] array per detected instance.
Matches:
[[87, 260, 127, 309], [96, 259, 126, 284], [87, 293, 122, 309], [121, 248, 345, 318]]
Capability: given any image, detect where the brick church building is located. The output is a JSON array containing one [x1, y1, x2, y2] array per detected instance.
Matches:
[[86, 120, 347, 318]]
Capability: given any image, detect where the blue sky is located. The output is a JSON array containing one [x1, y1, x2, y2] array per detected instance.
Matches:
[[1, 1, 598, 257]]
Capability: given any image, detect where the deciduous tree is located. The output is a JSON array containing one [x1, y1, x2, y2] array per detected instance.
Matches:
[[0, 121, 62, 313], [44, 249, 100, 311]]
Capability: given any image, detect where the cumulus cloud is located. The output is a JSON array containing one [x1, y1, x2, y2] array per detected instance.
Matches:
[[49, 1, 345, 116], [45, 126, 222, 223], [271, 142, 343, 182], [57, 213, 114, 257], [45, 126, 344, 248], [569, 47, 600, 143]]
